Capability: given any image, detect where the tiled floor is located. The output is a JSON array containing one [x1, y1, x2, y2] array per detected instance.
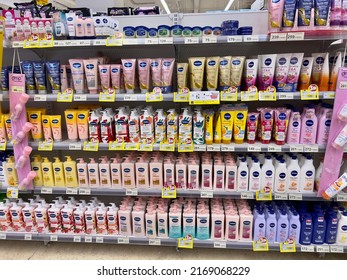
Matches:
[[0, 241, 347, 260]]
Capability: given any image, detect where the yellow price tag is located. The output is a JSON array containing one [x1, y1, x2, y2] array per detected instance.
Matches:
[[38, 38, 54, 48], [83, 141, 99, 151], [7, 187, 19, 199], [300, 84, 319, 100], [220, 86, 238, 101], [38, 140, 54, 151], [139, 143, 154, 151], [280, 239, 296, 253], [241, 86, 258, 101], [178, 235, 194, 249], [108, 141, 125, 150], [99, 88, 116, 102], [160, 142, 175, 152], [106, 32, 123, 46], [256, 188, 272, 201], [23, 37, 40, 48], [174, 88, 190, 102], [259, 85, 277, 101], [124, 143, 140, 150], [57, 88, 74, 102], [162, 185, 177, 198], [253, 238, 269, 251], [146, 87, 163, 102], [0, 141, 6, 151], [178, 142, 194, 152]]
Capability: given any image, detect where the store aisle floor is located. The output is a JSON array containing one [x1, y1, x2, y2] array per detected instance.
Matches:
[[1, 241, 347, 260]]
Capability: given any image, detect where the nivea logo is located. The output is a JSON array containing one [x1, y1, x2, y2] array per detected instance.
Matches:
[[86, 217, 92, 221], [270, 223, 275, 228], [43, 167, 49, 172], [78, 114, 86, 120], [134, 217, 141, 222], [112, 168, 118, 173], [178, 170, 184, 174], [67, 114, 74, 120], [66, 167, 72, 172], [290, 57, 298, 65], [52, 119, 59, 124], [24, 213, 31, 217], [124, 62, 132, 68], [139, 62, 147, 68], [78, 168, 84, 173], [23, 64, 32, 70], [138, 168, 145, 172], [237, 113, 244, 120], [281, 223, 287, 228], [36, 213, 43, 218], [232, 60, 241, 66], [120, 216, 126, 221], [167, 170, 172, 174], [49, 214, 56, 218], [266, 170, 273, 176], [224, 113, 231, 120], [244, 221, 250, 225], [95, 18, 101, 24], [272, 0, 280, 3], [259, 223, 264, 228], [117, 119, 124, 124], [264, 58, 272, 66], [7, 168, 13, 172], [186, 218, 193, 223], [5, 119, 11, 124], [143, 120, 150, 125], [229, 221, 236, 226], [172, 218, 178, 223], [147, 220, 152, 224], [129, 121, 136, 125], [279, 57, 287, 65], [0, 212, 5, 216], [279, 113, 286, 120], [191, 170, 197, 175], [151, 62, 158, 67], [303, 60, 310, 67], [177, 67, 184, 72], [108, 217, 114, 221], [325, 120, 331, 126], [342, 225, 347, 231], [153, 168, 159, 172], [124, 168, 130, 173], [89, 169, 95, 173], [291, 224, 297, 229], [182, 120, 189, 125], [86, 64, 94, 70], [97, 217, 104, 221], [112, 68, 119, 73], [101, 168, 107, 173], [30, 114, 38, 119], [241, 171, 247, 177], [293, 121, 299, 127], [33, 167, 39, 171], [100, 68, 107, 74], [159, 219, 164, 223], [204, 170, 210, 174], [200, 219, 207, 224], [291, 170, 298, 176], [215, 220, 222, 225], [208, 60, 216, 66], [11, 212, 18, 217], [306, 120, 314, 127], [306, 171, 313, 177], [220, 60, 228, 66], [54, 167, 61, 172], [73, 63, 81, 68], [90, 121, 97, 126], [217, 171, 223, 175], [168, 120, 175, 126], [163, 61, 171, 67], [316, 57, 324, 64], [253, 171, 259, 177], [265, 112, 272, 119], [250, 115, 256, 122], [248, 61, 254, 68], [279, 173, 286, 179], [157, 120, 164, 126], [194, 61, 202, 67]]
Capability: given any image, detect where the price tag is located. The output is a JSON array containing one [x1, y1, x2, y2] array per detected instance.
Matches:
[[96, 237, 104, 243], [0, 233, 6, 240], [146, 87, 163, 102], [280, 239, 296, 253], [83, 142, 99, 152], [145, 38, 159, 44], [270, 32, 287, 41], [323, 92, 335, 99], [288, 193, 303, 201], [79, 188, 91, 195], [287, 32, 305, 41], [149, 239, 161, 246], [189, 91, 220, 105], [241, 86, 258, 101], [109, 141, 125, 151], [50, 235, 58, 242], [253, 238, 269, 251], [300, 245, 315, 252], [316, 245, 330, 253], [200, 191, 213, 198], [278, 92, 294, 99], [178, 143, 194, 152], [124, 143, 140, 151], [256, 189, 273, 201], [214, 241, 227, 248], [73, 236, 81, 243], [202, 36, 217, 43], [123, 94, 138, 101], [38, 141, 54, 151], [66, 188, 78, 195], [41, 187, 53, 194], [221, 145, 235, 152], [139, 143, 154, 151], [300, 84, 319, 100], [69, 143, 82, 150], [174, 88, 190, 102], [340, 81, 347, 89], [247, 145, 261, 152], [159, 37, 173, 44], [194, 144, 206, 151], [99, 89, 116, 102], [184, 37, 199, 44], [207, 144, 221, 152], [290, 145, 304, 152], [259, 86, 277, 101], [23, 39, 40, 48], [303, 145, 319, 153], [118, 237, 130, 244], [241, 192, 254, 199], [24, 234, 32, 241], [126, 189, 138, 196], [178, 236, 194, 249], [0, 141, 7, 151], [330, 245, 344, 253], [93, 39, 106, 46], [73, 94, 87, 101], [274, 193, 288, 200], [336, 193, 347, 202], [227, 36, 243, 43], [106, 36, 123, 46], [268, 145, 282, 152], [220, 87, 238, 101], [39, 39, 54, 48], [12, 41, 24, 48], [85, 236, 93, 243], [122, 38, 140, 45], [160, 142, 175, 152], [6, 187, 18, 199], [162, 186, 177, 198], [243, 35, 259, 42], [57, 88, 73, 102], [34, 95, 47, 101]]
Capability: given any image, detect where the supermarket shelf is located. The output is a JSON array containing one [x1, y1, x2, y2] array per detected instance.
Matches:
[[0, 232, 345, 253]]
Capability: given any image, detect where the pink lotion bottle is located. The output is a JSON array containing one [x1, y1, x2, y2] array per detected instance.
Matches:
[[75, 17, 85, 37], [286, 109, 301, 144], [84, 17, 95, 37], [300, 106, 318, 145], [316, 106, 333, 145], [211, 208, 225, 240]]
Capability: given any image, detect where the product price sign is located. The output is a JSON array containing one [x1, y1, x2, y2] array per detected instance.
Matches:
[[287, 32, 305, 41], [0, 141, 6, 151], [189, 91, 220, 105], [300, 245, 315, 252], [240, 86, 258, 101], [178, 235, 194, 249], [174, 87, 190, 102], [23, 38, 40, 48], [139, 143, 154, 152], [303, 145, 319, 153], [270, 32, 287, 41], [124, 143, 140, 151], [256, 188, 272, 201], [159, 37, 173, 44], [259, 85, 277, 101], [194, 144, 206, 151], [247, 145, 261, 152], [289, 145, 304, 152], [323, 92, 335, 99], [162, 185, 177, 199], [243, 35, 259, 42], [330, 245, 344, 253], [178, 142, 194, 152], [160, 142, 175, 152], [66, 188, 78, 195], [184, 37, 199, 44], [149, 238, 161, 246], [38, 140, 54, 151], [214, 241, 227, 248], [12, 41, 24, 48], [200, 191, 213, 198], [300, 84, 319, 100], [84, 236, 93, 243], [73, 94, 87, 101], [145, 38, 159, 45], [50, 235, 58, 242], [123, 94, 138, 101], [206, 144, 221, 152], [336, 193, 347, 202], [146, 87, 163, 102], [252, 237, 269, 251], [274, 193, 288, 200], [34, 95, 47, 102], [288, 193, 302, 201], [79, 188, 91, 195], [6, 187, 18, 199], [73, 236, 81, 243], [316, 245, 330, 253], [57, 88, 74, 102], [69, 143, 82, 150], [39, 38, 54, 48], [220, 87, 238, 101], [202, 36, 217, 44], [280, 239, 296, 253], [108, 141, 125, 151], [221, 144, 235, 152], [24, 234, 32, 241], [83, 141, 99, 152], [267, 145, 281, 152], [106, 34, 123, 46], [96, 237, 104, 243], [227, 36, 243, 43], [278, 92, 294, 99], [41, 187, 53, 194], [241, 192, 254, 199], [0, 233, 6, 240], [118, 237, 130, 244], [126, 189, 138, 196], [99, 88, 116, 102]]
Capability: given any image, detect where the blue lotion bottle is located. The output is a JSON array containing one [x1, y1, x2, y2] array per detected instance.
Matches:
[[276, 210, 289, 243], [312, 210, 326, 244], [265, 209, 277, 243], [325, 211, 338, 244], [300, 213, 313, 245]]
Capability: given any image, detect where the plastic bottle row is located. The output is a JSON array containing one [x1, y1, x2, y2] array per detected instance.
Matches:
[[1, 196, 346, 246]]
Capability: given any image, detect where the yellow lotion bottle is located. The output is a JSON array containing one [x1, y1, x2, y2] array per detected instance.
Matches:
[[31, 156, 43, 187], [53, 157, 65, 187], [64, 156, 78, 188], [5, 157, 18, 186], [41, 157, 54, 187]]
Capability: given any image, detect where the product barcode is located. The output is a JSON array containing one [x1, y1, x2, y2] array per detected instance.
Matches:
[[66, 188, 78, 195], [73, 236, 81, 243], [126, 189, 138, 196], [316, 245, 330, 253], [123, 95, 138, 101], [288, 194, 302, 201], [118, 237, 130, 244], [96, 237, 104, 243], [41, 187, 53, 194], [300, 245, 314, 252], [274, 193, 288, 200], [84, 236, 93, 243], [50, 235, 58, 242], [241, 192, 254, 199], [24, 234, 32, 241], [149, 239, 161, 246], [214, 241, 227, 248], [330, 246, 344, 253], [200, 191, 213, 198]]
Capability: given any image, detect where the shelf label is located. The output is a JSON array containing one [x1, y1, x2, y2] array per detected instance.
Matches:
[[241, 192, 254, 199], [96, 237, 104, 243], [201, 191, 213, 198], [202, 36, 217, 43], [41, 187, 53, 194], [214, 241, 227, 248], [23, 38, 40, 48], [330, 245, 344, 253], [303, 145, 319, 153], [178, 235, 194, 249], [149, 239, 161, 246], [146, 87, 163, 102], [189, 91, 220, 105], [85, 236, 93, 243], [160, 142, 175, 152], [93, 39, 106, 46], [109, 141, 125, 151], [66, 188, 78, 195], [99, 89, 116, 102], [288, 193, 303, 201], [83, 141, 99, 152], [280, 239, 296, 253], [34, 95, 47, 101], [243, 35, 259, 42], [79, 188, 91, 195], [118, 237, 130, 244], [139, 143, 154, 152], [256, 189, 272, 201], [73, 94, 87, 101], [159, 37, 173, 44], [124, 143, 140, 151], [259, 86, 277, 101], [194, 144, 206, 151], [145, 38, 159, 44], [12, 41, 24, 48], [274, 193, 288, 200], [221, 144, 235, 152], [39, 38, 54, 48], [24, 234, 32, 241], [106, 35, 123, 46], [270, 32, 287, 41], [50, 235, 58, 242], [241, 86, 258, 101], [278, 92, 294, 99], [300, 84, 319, 100], [6, 187, 18, 199], [247, 145, 261, 152], [323, 92, 335, 99], [57, 88, 73, 102], [178, 142, 194, 152], [300, 245, 315, 252], [69, 143, 82, 150], [0, 233, 6, 240], [220, 87, 238, 101], [38, 140, 54, 151], [287, 32, 305, 41], [336, 193, 347, 202], [227, 36, 243, 43], [268, 145, 281, 152], [73, 236, 81, 243], [340, 81, 347, 90], [174, 88, 190, 102], [126, 189, 138, 196], [123, 38, 140, 45], [316, 245, 330, 253], [290, 145, 304, 152], [123, 94, 138, 101], [253, 238, 269, 251], [184, 37, 199, 44], [207, 144, 221, 152], [162, 186, 177, 199]]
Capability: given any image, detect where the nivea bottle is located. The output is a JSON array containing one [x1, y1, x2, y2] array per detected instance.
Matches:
[[276, 210, 289, 242], [288, 211, 301, 243], [253, 210, 266, 241], [312, 210, 326, 244], [265, 209, 277, 243], [300, 213, 313, 245], [325, 211, 338, 244]]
